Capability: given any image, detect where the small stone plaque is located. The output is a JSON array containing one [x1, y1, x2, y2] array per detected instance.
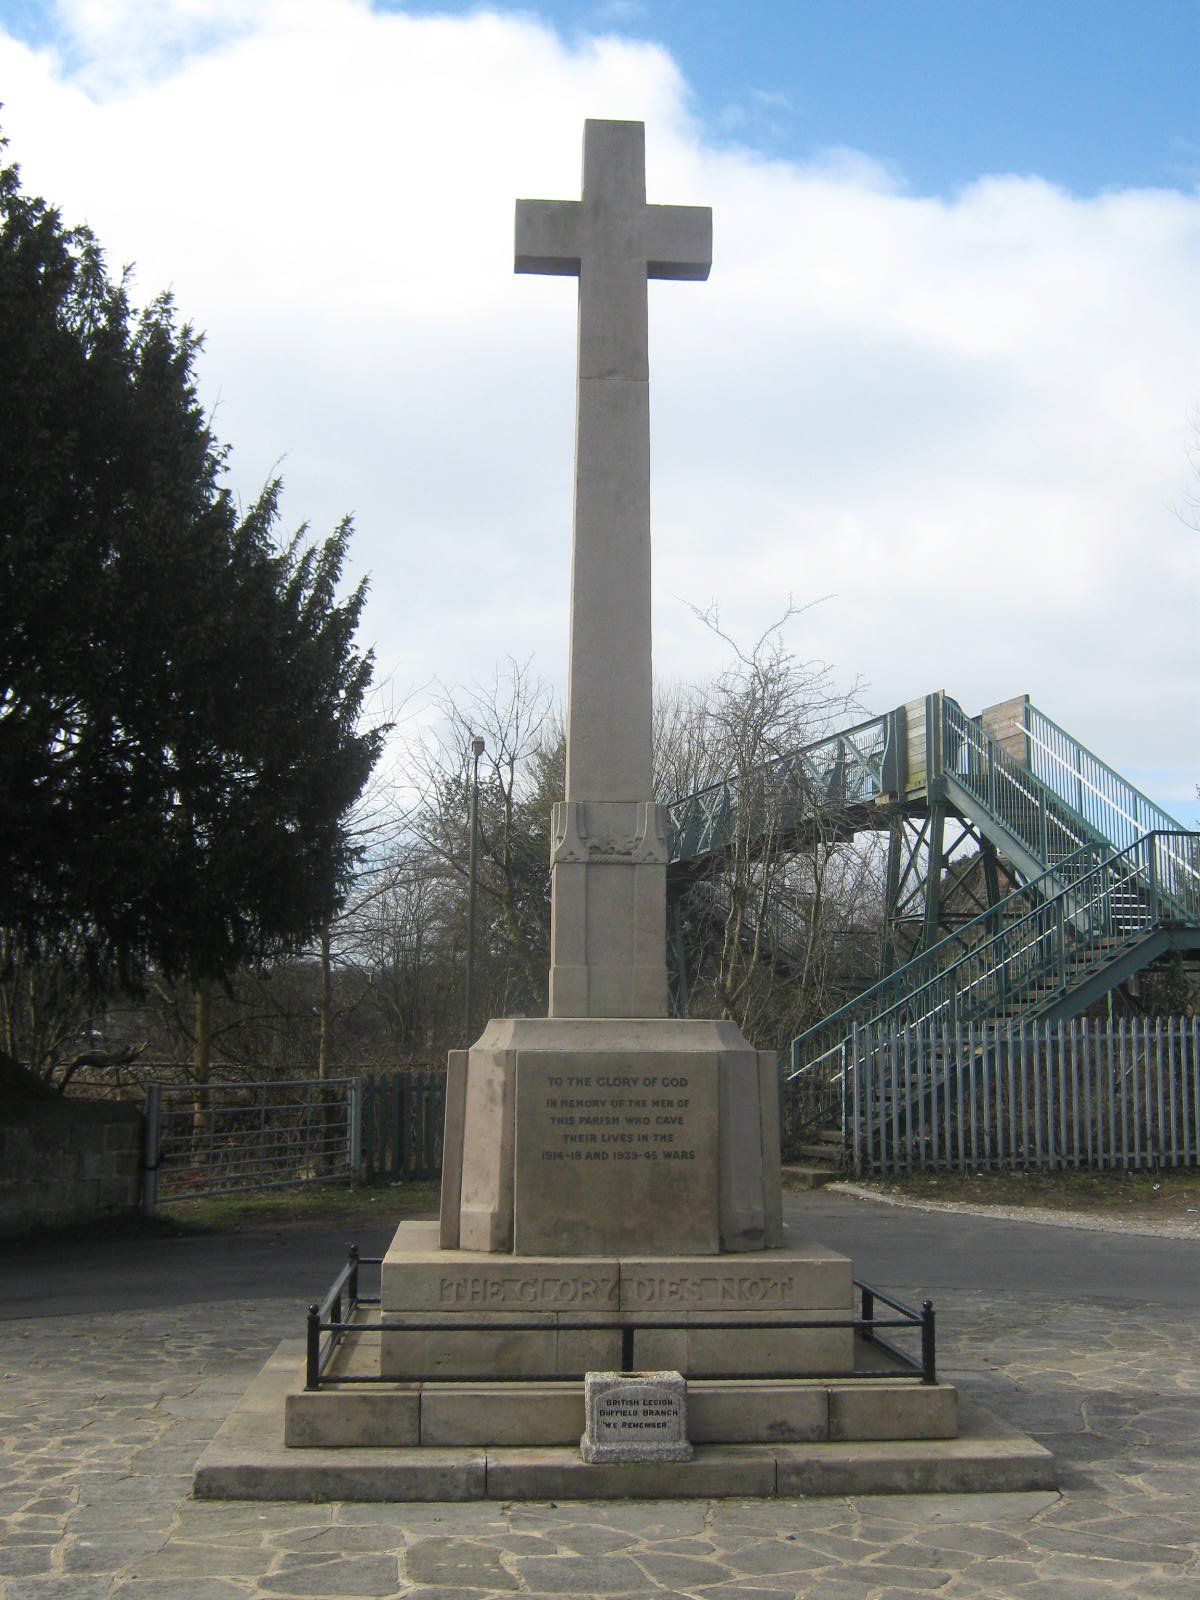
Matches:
[[580, 1370, 693, 1464]]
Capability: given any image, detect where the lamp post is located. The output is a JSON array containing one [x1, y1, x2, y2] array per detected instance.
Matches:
[[464, 734, 485, 1045]]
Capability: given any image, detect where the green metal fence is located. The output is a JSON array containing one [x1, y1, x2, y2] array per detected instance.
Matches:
[[849, 1016, 1200, 1176], [359, 1068, 445, 1182], [142, 1068, 446, 1209]]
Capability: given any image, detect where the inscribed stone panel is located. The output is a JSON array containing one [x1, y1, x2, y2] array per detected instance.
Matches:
[[512, 1050, 719, 1255]]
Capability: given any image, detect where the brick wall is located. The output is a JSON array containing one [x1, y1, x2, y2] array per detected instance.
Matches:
[[0, 1099, 143, 1238]]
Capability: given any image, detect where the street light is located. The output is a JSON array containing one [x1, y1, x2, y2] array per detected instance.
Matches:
[[464, 734, 485, 1045]]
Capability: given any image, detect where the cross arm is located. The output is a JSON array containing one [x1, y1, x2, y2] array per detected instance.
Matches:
[[645, 203, 712, 282], [515, 198, 583, 276]]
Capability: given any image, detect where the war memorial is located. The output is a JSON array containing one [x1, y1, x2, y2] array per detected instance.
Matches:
[[195, 120, 1055, 1501]]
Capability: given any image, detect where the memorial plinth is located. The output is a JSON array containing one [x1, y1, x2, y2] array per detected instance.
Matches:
[[443, 1016, 781, 1257], [379, 1220, 856, 1381]]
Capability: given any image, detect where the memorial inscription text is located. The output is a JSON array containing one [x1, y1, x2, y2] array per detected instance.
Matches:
[[538, 1069, 697, 1165], [595, 1385, 684, 1439]]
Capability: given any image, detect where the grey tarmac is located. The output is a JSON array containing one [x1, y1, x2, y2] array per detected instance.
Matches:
[[1, 1190, 1197, 1598]]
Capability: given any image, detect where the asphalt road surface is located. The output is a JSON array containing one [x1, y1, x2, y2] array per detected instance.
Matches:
[[1, 1187, 1195, 1321]]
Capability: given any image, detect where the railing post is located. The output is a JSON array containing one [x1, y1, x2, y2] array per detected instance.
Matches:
[[306, 1303, 322, 1390], [142, 1084, 161, 1218], [839, 1039, 849, 1141], [348, 1243, 360, 1309], [1039, 789, 1048, 866], [348, 1077, 362, 1185], [1056, 899, 1067, 993], [851, 1024, 862, 1177], [921, 1299, 937, 1383], [777, 1057, 786, 1161], [860, 1283, 875, 1342]]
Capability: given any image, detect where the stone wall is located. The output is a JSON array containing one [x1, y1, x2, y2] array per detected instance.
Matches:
[[0, 1098, 143, 1238]]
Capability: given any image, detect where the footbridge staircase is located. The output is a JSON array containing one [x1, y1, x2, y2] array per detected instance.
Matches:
[[664, 693, 1200, 1146]]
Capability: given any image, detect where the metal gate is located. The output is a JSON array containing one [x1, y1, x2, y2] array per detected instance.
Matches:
[[142, 1077, 360, 1210]]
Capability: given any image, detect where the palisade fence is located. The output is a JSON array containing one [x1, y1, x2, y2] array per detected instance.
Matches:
[[845, 1017, 1200, 1176], [142, 1068, 444, 1211], [358, 1069, 445, 1183]]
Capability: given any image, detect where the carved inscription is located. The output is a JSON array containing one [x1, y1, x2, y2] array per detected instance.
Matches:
[[595, 1385, 683, 1439], [580, 1370, 693, 1463], [539, 1067, 697, 1166], [626, 1273, 799, 1308], [513, 1049, 719, 1254], [437, 1273, 618, 1309]]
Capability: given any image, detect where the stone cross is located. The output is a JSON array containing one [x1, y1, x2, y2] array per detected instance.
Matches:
[[516, 120, 712, 803], [516, 120, 711, 1019]]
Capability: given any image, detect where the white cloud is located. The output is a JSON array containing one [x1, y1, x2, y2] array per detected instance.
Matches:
[[3, 0, 1199, 811], [42, 0, 261, 92]]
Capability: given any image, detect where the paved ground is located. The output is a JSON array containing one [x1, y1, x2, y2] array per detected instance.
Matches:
[[1, 1193, 1197, 1599]]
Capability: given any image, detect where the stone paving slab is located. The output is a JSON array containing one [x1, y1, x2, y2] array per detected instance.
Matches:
[[1, 1287, 1199, 1597]]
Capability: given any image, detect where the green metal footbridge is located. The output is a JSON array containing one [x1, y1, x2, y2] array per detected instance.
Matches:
[[664, 692, 1200, 1136]]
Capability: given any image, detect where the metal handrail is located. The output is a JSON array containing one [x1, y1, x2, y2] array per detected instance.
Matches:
[[941, 697, 1197, 925], [666, 710, 893, 866], [1024, 703, 1200, 894], [790, 838, 1101, 1077], [940, 696, 1105, 873], [790, 830, 1200, 1090], [306, 1245, 382, 1388]]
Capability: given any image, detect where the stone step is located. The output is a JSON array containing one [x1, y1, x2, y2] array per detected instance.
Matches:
[[378, 1221, 855, 1381], [287, 1368, 959, 1450], [780, 1164, 839, 1191], [793, 1142, 844, 1165], [193, 1342, 1055, 1502]]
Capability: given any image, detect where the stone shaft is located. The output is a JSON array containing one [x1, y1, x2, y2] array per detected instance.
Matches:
[[516, 119, 711, 1019]]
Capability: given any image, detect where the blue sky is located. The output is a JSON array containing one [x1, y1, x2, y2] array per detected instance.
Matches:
[[386, 0, 1200, 195], [1, 0, 1197, 816], [4, 1, 1198, 194]]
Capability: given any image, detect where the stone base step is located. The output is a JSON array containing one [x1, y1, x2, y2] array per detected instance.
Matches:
[[793, 1142, 844, 1164], [779, 1164, 839, 1190], [193, 1342, 1056, 1503], [287, 1334, 956, 1448]]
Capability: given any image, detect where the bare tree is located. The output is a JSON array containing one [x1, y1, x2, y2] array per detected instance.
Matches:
[[53, 623, 888, 1089], [397, 659, 561, 1044], [663, 603, 880, 1054], [0, 938, 144, 1091]]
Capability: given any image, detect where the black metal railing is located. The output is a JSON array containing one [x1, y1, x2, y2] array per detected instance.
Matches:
[[305, 1245, 382, 1388], [304, 1253, 935, 1389], [859, 1281, 936, 1383]]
